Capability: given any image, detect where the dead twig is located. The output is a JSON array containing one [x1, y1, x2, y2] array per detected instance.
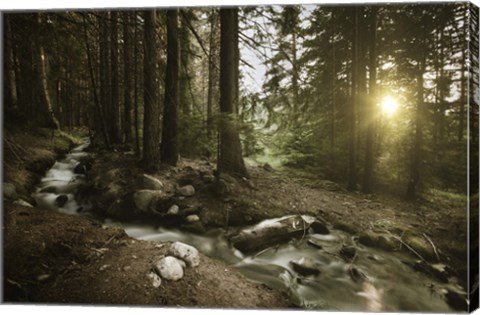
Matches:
[[382, 229, 426, 262], [422, 233, 440, 261]]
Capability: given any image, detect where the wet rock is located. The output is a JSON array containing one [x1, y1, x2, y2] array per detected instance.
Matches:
[[179, 185, 195, 197], [138, 174, 164, 190], [133, 190, 164, 212], [310, 220, 329, 235], [3, 183, 17, 200], [359, 230, 397, 251], [13, 199, 34, 208], [289, 257, 321, 276], [340, 245, 356, 260], [228, 215, 317, 253], [167, 205, 180, 215], [147, 271, 162, 288], [445, 288, 468, 311], [55, 195, 69, 207], [154, 256, 185, 281], [182, 221, 206, 234], [168, 241, 200, 267], [74, 161, 91, 174], [348, 266, 368, 282], [186, 214, 200, 223], [406, 260, 449, 282], [307, 238, 323, 249]]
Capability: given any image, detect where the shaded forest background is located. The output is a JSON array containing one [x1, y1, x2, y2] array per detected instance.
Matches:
[[3, 3, 479, 200]]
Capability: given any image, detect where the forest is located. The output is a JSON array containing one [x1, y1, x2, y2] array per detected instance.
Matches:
[[2, 2, 479, 312]]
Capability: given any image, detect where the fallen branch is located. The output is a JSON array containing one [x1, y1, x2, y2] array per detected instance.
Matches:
[[422, 233, 440, 261], [382, 229, 426, 262]]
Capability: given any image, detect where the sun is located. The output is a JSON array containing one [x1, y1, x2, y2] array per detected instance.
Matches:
[[381, 96, 399, 116]]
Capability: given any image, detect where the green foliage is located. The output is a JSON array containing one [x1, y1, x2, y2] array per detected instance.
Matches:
[[178, 113, 215, 158]]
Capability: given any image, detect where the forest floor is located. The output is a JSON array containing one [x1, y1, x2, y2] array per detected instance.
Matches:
[[3, 128, 474, 309]]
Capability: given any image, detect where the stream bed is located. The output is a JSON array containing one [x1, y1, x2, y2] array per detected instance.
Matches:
[[32, 140, 463, 312]]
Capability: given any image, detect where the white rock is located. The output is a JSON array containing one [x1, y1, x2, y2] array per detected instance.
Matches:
[[168, 241, 200, 267], [139, 174, 164, 190], [179, 185, 195, 197], [186, 214, 200, 223], [154, 256, 185, 281], [3, 183, 17, 199], [13, 199, 34, 208], [147, 271, 162, 288], [167, 205, 180, 215]]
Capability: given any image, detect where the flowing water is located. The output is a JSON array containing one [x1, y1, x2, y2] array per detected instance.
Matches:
[[33, 140, 460, 312]]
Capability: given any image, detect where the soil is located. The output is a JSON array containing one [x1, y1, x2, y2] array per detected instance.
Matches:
[[2, 128, 474, 308]]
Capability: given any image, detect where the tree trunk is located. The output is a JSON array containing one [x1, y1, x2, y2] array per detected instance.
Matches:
[[34, 14, 60, 129], [99, 13, 109, 131], [110, 11, 121, 143], [362, 7, 377, 194], [330, 10, 336, 154], [142, 10, 161, 171], [217, 8, 248, 177], [123, 11, 133, 144], [347, 7, 358, 191], [82, 15, 110, 148], [4, 16, 15, 111], [406, 55, 426, 199], [206, 10, 218, 142], [133, 11, 141, 156], [161, 9, 180, 166]]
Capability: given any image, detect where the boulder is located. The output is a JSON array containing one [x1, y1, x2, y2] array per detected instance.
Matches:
[[339, 245, 356, 260], [74, 161, 92, 174], [359, 230, 397, 251], [289, 257, 321, 276], [133, 190, 164, 212], [14, 199, 34, 208], [3, 183, 17, 200], [138, 174, 164, 190], [228, 215, 317, 253], [178, 185, 195, 197], [310, 220, 329, 234], [404, 235, 437, 261], [147, 271, 162, 288], [168, 241, 200, 267], [445, 288, 468, 311], [154, 256, 185, 281], [186, 214, 200, 223], [55, 195, 69, 207], [167, 204, 180, 215]]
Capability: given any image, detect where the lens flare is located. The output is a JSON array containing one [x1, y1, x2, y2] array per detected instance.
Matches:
[[381, 96, 398, 116]]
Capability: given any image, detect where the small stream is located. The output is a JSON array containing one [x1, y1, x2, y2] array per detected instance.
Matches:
[[32, 140, 461, 312]]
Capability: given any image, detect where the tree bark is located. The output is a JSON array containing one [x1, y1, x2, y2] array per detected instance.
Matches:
[[110, 11, 121, 143], [218, 8, 248, 177], [206, 9, 218, 142], [34, 14, 60, 129], [4, 16, 15, 111], [161, 9, 180, 166], [133, 11, 141, 156], [406, 55, 426, 199], [123, 11, 133, 144], [142, 10, 161, 171], [82, 15, 110, 148], [362, 7, 377, 194], [348, 7, 358, 191]]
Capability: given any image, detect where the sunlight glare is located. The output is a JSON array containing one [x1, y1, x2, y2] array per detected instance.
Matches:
[[381, 96, 399, 116]]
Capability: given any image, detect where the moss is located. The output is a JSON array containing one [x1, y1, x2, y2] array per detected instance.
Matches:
[[405, 235, 437, 261]]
